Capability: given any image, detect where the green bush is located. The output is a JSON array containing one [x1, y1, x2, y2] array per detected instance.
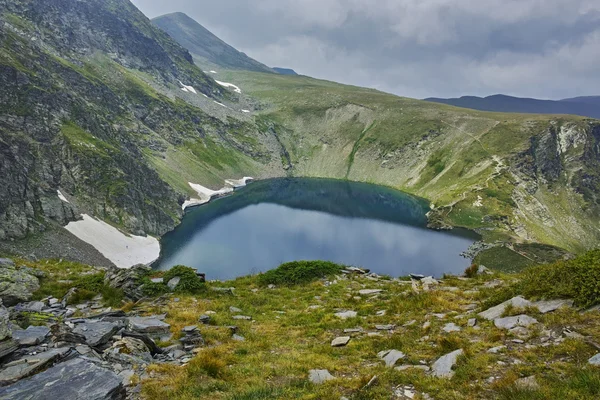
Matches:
[[493, 250, 600, 308], [258, 261, 345, 286], [163, 265, 205, 295], [140, 280, 169, 297]]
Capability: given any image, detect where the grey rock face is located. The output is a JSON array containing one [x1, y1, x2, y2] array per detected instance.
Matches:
[[432, 349, 464, 378], [0, 303, 10, 341], [0, 261, 40, 306], [0, 357, 126, 399], [308, 369, 334, 384], [73, 321, 121, 347], [0, 347, 71, 386], [11, 325, 50, 346]]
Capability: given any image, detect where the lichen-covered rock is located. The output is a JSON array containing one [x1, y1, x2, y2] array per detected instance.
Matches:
[[104, 264, 151, 300], [0, 259, 40, 306], [0, 301, 10, 341]]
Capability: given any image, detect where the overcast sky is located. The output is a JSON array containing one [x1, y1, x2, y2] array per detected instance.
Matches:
[[131, 0, 600, 100]]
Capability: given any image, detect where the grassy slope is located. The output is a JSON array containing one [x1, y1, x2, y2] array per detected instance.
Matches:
[[212, 70, 599, 252], [24, 257, 600, 400]]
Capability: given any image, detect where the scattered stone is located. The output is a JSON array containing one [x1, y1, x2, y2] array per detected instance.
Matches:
[[376, 310, 386, 316], [0, 303, 10, 341], [515, 375, 540, 390], [334, 310, 357, 319], [359, 289, 383, 295], [410, 274, 425, 280], [118, 369, 135, 387], [344, 328, 363, 334], [494, 315, 538, 330], [11, 325, 50, 346], [110, 337, 150, 357], [73, 321, 120, 347], [179, 326, 204, 350], [229, 306, 243, 313], [467, 318, 477, 327], [479, 296, 532, 320], [0, 339, 18, 359], [232, 315, 252, 320], [378, 349, 406, 367], [487, 346, 506, 354], [150, 278, 163, 283], [199, 315, 211, 324], [104, 264, 151, 301], [331, 336, 351, 347], [483, 279, 504, 288], [404, 320, 417, 327], [211, 287, 235, 295], [363, 375, 378, 389], [589, 353, 600, 366], [308, 369, 334, 384], [432, 349, 464, 378], [232, 334, 245, 342], [422, 321, 431, 330], [442, 323, 461, 333], [0, 357, 126, 399]]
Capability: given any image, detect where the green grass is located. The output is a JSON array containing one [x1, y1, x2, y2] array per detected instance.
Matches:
[[257, 261, 345, 286]]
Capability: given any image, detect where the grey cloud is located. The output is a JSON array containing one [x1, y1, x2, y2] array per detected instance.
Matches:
[[131, 0, 600, 99]]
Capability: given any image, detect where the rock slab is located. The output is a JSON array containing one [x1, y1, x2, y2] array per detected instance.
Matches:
[[0, 357, 126, 399], [331, 336, 351, 347], [378, 349, 406, 367], [12, 325, 50, 346], [432, 349, 464, 378], [308, 369, 334, 384]]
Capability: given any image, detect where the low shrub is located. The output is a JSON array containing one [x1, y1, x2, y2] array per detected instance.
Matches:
[[464, 263, 479, 278], [163, 265, 205, 295], [258, 260, 345, 286], [488, 250, 600, 309]]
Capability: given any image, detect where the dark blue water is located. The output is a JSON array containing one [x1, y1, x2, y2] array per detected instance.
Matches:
[[154, 178, 477, 280]]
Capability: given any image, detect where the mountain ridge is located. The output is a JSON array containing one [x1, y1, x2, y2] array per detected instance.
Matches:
[[152, 12, 274, 73], [425, 94, 600, 119]]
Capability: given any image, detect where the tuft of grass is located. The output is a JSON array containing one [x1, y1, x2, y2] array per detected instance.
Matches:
[[464, 263, 479, 278], [258, 260, 345, 286], [163, 265, 206, 295]]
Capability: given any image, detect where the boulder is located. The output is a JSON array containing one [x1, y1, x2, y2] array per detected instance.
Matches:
[[0, 260, 40, 306], [378, 349, 406, 367], [0, 358, 126, 399], [11, 325, 50, 346], [432, 349, 464, 378], [72, 321, 120, 347], [167, 277, 181, 290], [589, 353, 600, 366], [479, 297, 532, 321], [533, 299, 573, 314], [308, 369, 334, 384], [104, 264, 151, 301]]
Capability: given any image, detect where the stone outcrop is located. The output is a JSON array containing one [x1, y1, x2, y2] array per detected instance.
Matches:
[[0, 259, 40, 306]]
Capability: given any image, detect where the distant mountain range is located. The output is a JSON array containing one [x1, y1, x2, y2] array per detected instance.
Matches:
[[152, 12, 274, 73], [272, 67, 298, 76], [425, 94, 600, 119]]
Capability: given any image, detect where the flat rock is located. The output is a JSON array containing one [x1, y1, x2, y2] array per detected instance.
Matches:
[[358, 289, 383, 295], [533, 299, 573, 314], [589, 353, 600, 366], [467, 318, 477, 327], [479, 296, 532, 321], [442, 323, 461, 333], [167, 277, 180, 290], [334, 310, 357, 319], [232, 334, 245, 342], [0, 357, 126, 399], [378, 349, 406, 367], [375, 324, 395, 331], [232, 315, 252, 320], [229, 306, 243, 313], [395, 365, 430, 372], [432, 349, 464, 378], [331, 336, 351, 347], [308, 369, 334, 384], [494, 315, 538, 330], [487, 346, 506, 354], [12, 325, 50, 346], [73, 321, 120, 347], [515, 375, 540, 389], [0, 347, 71, 385], [128, 316, 170, 335], [344, 328, 363, 334]]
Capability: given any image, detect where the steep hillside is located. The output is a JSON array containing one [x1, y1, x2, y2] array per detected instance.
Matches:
[[273, 67, 298, 76], [0, 0, 280, 245], [425, 95, 600, 120], [152, 12, 273, 74]]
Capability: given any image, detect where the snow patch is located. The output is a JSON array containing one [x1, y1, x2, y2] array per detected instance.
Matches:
[[241, 109, 251, 113], [183, 178, 254, 210], [57, 190, 70, 204], [214, 101, 228, 108], [178, 80, 197, 94], [65, 214, 160, 269], [209, 70, 217, 74], [215, 80, 242, 94]]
